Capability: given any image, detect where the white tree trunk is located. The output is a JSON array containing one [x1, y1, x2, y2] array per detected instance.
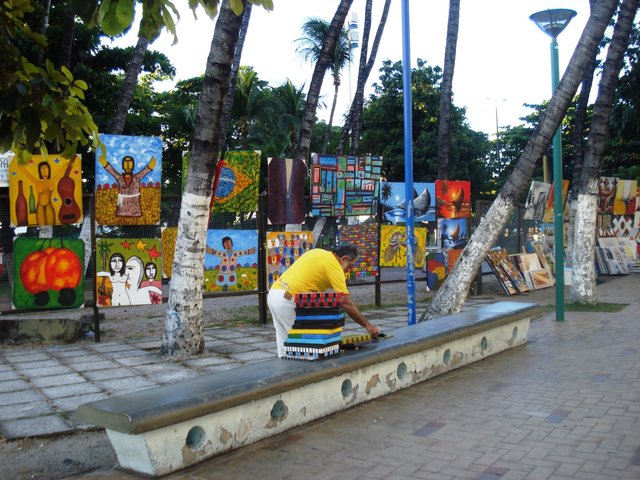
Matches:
[[570, 189, 598, 304], [160, 192, 210, 356]]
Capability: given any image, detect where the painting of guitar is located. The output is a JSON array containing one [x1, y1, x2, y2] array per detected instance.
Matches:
[[57, 159, 81, 224]]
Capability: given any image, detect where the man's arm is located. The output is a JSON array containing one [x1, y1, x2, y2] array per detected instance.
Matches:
[[340, 294, 380, 336]]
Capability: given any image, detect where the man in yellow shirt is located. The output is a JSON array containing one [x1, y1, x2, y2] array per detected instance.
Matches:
[[268, 244, 380, 358]]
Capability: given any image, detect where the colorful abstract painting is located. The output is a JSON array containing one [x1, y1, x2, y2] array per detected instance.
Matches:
[[310, 154, 381, 216], [435, 180, 471, 219], [439, 218, 468, 250], [543, 179, 570, 222], [161, 227, 178, 278], [267, 157, 306, 225], [9, 154, 83, 227], [379, 225, 427, 268], [380, 182, 435, 223], [523, 181, 551, 220], [95, 238, 162, 307], [426, 251, 447, 290], [613, 179, 637, 215], [266, 231, 314, 287], [95, 134, 162, 225], [337, 223, 379, 279], [211, 150, 260, 213], [204, 229, 258, 292], [13, 238, 85, 310]]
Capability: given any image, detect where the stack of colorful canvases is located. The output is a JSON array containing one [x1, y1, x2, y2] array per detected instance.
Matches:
[[284, 292, 345, 361]]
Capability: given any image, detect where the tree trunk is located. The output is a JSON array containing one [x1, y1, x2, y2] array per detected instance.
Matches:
[[109, 35, 150, 134], [294, 0, 353, 164], [422, 0, 619, 320], [437, 0, 460, 180], [571, 0, 638, 305], [337, 0, 391, 155], [567, 0, 598, 267], [221, 2, 252, 155], [161, 0, 243, 357], [321, 76, 340, 153], [59, 3, 75, 69]]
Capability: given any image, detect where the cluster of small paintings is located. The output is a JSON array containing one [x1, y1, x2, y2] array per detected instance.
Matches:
[[95, 238, 162, 307], [380, 182, 435, 223], [337, 223, 379, 279], [379, 225, 426, 268], [266, 231, 314, 287], [211, 151, 260, 213], [204, 229, 258, 292], [267, 157, 306, 225], [485, 245, 555, 295], [9, 154, 83, 227], [310, 154, 381, 217], [13, 238, 85, 309], [95, 134, 162, 225], [595, 238, 632, 275]]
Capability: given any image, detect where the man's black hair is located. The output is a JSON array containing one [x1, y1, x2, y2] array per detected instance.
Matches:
[[333, 244, 358, 260], [221, 236, 233, 246]]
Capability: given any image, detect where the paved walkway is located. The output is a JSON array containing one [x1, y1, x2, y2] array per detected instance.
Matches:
[[1, 275, 639, 479]]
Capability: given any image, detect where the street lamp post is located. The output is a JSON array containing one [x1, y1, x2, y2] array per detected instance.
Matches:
[[530, 8, 576, 322]]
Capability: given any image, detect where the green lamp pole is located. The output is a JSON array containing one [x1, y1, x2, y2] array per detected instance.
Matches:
[[530, 8, 576, 322]]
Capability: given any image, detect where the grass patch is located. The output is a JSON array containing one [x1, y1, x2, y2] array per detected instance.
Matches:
[[542, 302, 627, 313]]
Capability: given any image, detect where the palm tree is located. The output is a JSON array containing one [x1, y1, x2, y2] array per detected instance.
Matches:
[[571, 0, 638, 305], [337, 0, 392, 155], [231, 66, 267, 149], [437, 0, 460, 180], [422, 0, 619, 320], [296, 17, 352, 154], [294, 0, 353, 164]]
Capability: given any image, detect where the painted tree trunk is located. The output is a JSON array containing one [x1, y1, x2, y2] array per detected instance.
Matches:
[[161, 0, 244, 357], [571, 0, 638, 304], [423, 0, 619, 320], [437, 0, 460, 180]]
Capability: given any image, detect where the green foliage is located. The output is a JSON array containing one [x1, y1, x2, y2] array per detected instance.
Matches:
[[1, 0, 101, 161]]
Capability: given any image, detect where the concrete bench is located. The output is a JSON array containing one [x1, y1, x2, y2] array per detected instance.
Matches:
[[76, 301, 542, 477]]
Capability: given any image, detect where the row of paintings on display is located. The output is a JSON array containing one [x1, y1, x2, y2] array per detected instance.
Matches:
[[523, 178, 639, 221], [485, 245, 556, 296]]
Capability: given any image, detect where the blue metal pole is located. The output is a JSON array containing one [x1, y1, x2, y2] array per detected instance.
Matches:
[[550, 37, 565, 321], [401, 0, 416, 325]]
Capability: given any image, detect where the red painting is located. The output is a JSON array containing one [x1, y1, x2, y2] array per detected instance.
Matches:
[[435, 180, 471, 219]]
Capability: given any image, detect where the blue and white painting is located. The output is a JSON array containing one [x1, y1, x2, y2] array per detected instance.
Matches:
[[380, 182, 435, 223]]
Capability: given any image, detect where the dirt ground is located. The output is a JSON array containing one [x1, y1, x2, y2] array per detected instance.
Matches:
[[0, 276, 510, 479]]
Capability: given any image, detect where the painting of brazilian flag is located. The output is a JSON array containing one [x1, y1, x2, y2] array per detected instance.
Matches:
[[13, 238, 85, 310], [211, 150, 260, 213]]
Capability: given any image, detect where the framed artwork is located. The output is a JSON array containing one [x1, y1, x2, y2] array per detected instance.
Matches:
[[426, 251, 447, 291], [543, 179, 570, 222], [95, 134, 162, 225], [1, 150, 13, 187], [523, 181, 551, 220], [435, 180, 471, 219], [438, 218, 468, 250], [379, 225, 427, 267], [13, 238, 84, 309], [530, 269, 554, 289], [211, 150, 261, 213], [380, 182, 435, 223], [204, 229, 258, 292], [613, 179, 636, 215], [266, 231, 314, 287], [267, 158, 306, 225], [9, 154, 83, 227], [611, 216, 634, 237], [597, 177, 618, 214], [310, 154, 381, 217], [95, 238, 162, 307], [337, 223, 379, 279]]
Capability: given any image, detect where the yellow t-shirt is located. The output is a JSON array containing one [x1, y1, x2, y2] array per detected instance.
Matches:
[[271, 249, 349, 295]]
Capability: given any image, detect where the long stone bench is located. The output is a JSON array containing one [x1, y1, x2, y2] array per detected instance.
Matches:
[[76, 301, 542, 477]]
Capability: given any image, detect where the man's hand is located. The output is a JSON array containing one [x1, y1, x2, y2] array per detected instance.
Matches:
[[365, 323, 381, 336]]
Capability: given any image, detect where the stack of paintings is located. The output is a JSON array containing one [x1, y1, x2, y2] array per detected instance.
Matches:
[[485, 248, 530, 295]]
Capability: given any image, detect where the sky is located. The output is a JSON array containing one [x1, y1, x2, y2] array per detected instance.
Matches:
[[110, 0, 596, 136]]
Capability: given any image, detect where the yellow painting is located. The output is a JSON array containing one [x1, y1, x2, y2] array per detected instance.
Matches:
[[379, 225, 427, 267], [9, 155, 83, 227]]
